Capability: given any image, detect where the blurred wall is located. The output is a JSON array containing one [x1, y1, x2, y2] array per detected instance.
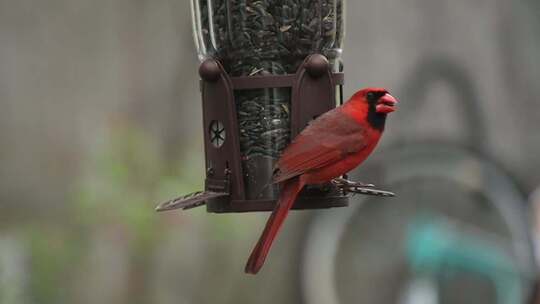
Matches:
[[0, 0, 201, 219], [0, 0, 539, 304]]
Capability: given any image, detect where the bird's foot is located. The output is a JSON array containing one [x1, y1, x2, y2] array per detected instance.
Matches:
[[332, 177, 375, 188], [331, 177, 395, 197]]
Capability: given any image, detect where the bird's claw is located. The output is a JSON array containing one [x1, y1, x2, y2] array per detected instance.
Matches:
[[331, 177, 395, 197], [332, 177, 376, 188]]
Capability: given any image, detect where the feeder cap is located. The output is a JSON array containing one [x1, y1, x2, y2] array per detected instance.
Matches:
[[199, 59, 221, 82], [306, 54, 329, 78]]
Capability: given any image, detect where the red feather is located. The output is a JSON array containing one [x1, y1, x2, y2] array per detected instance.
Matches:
[[273, 108, 368, 183], [245, 177, 304, 274]]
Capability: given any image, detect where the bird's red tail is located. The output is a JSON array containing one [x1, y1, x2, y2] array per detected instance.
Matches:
[[245, 177, 304, 274]]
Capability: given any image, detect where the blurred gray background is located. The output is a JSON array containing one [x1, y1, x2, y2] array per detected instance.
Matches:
[[0, 0, 539, 303]]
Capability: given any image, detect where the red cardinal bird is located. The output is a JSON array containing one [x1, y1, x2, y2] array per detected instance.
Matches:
[[245, 87, 398, 274]]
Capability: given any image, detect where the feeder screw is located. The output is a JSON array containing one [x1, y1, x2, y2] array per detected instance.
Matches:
[[306, 54, 329, 78], [199, 59, 221, 82]]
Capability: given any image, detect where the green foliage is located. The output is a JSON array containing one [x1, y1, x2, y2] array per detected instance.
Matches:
[[24, 122, 206, 303], [26, 226, 86, 304], [73, 123, 204, 252]]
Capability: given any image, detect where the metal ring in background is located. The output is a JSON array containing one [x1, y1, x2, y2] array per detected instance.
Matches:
[[300, 144, 536, 304], [397, 57, 487, 153]]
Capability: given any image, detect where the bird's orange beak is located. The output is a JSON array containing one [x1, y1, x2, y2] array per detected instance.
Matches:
[[376, 93, 398, 114]]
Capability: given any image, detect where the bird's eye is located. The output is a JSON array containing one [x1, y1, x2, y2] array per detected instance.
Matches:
[[366, 92, 375, 101]]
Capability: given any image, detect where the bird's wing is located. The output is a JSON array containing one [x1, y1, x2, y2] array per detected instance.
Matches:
[[273, 109, 367, 183]]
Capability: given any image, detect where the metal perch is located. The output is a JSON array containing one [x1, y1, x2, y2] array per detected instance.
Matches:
[[155, 177, 394, 212]]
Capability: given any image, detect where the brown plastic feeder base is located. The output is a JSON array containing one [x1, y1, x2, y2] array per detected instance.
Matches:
[[155, 176, 395, 213], [206, 197, 349, 213], [206, 186, 349, 213], [199, 54, 349, 213]]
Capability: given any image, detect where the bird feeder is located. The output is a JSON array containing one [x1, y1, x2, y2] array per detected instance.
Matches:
[[156, 0, 391, 213]]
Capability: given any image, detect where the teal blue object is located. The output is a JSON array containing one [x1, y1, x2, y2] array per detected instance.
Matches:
[[406, 218, 523, 304]]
